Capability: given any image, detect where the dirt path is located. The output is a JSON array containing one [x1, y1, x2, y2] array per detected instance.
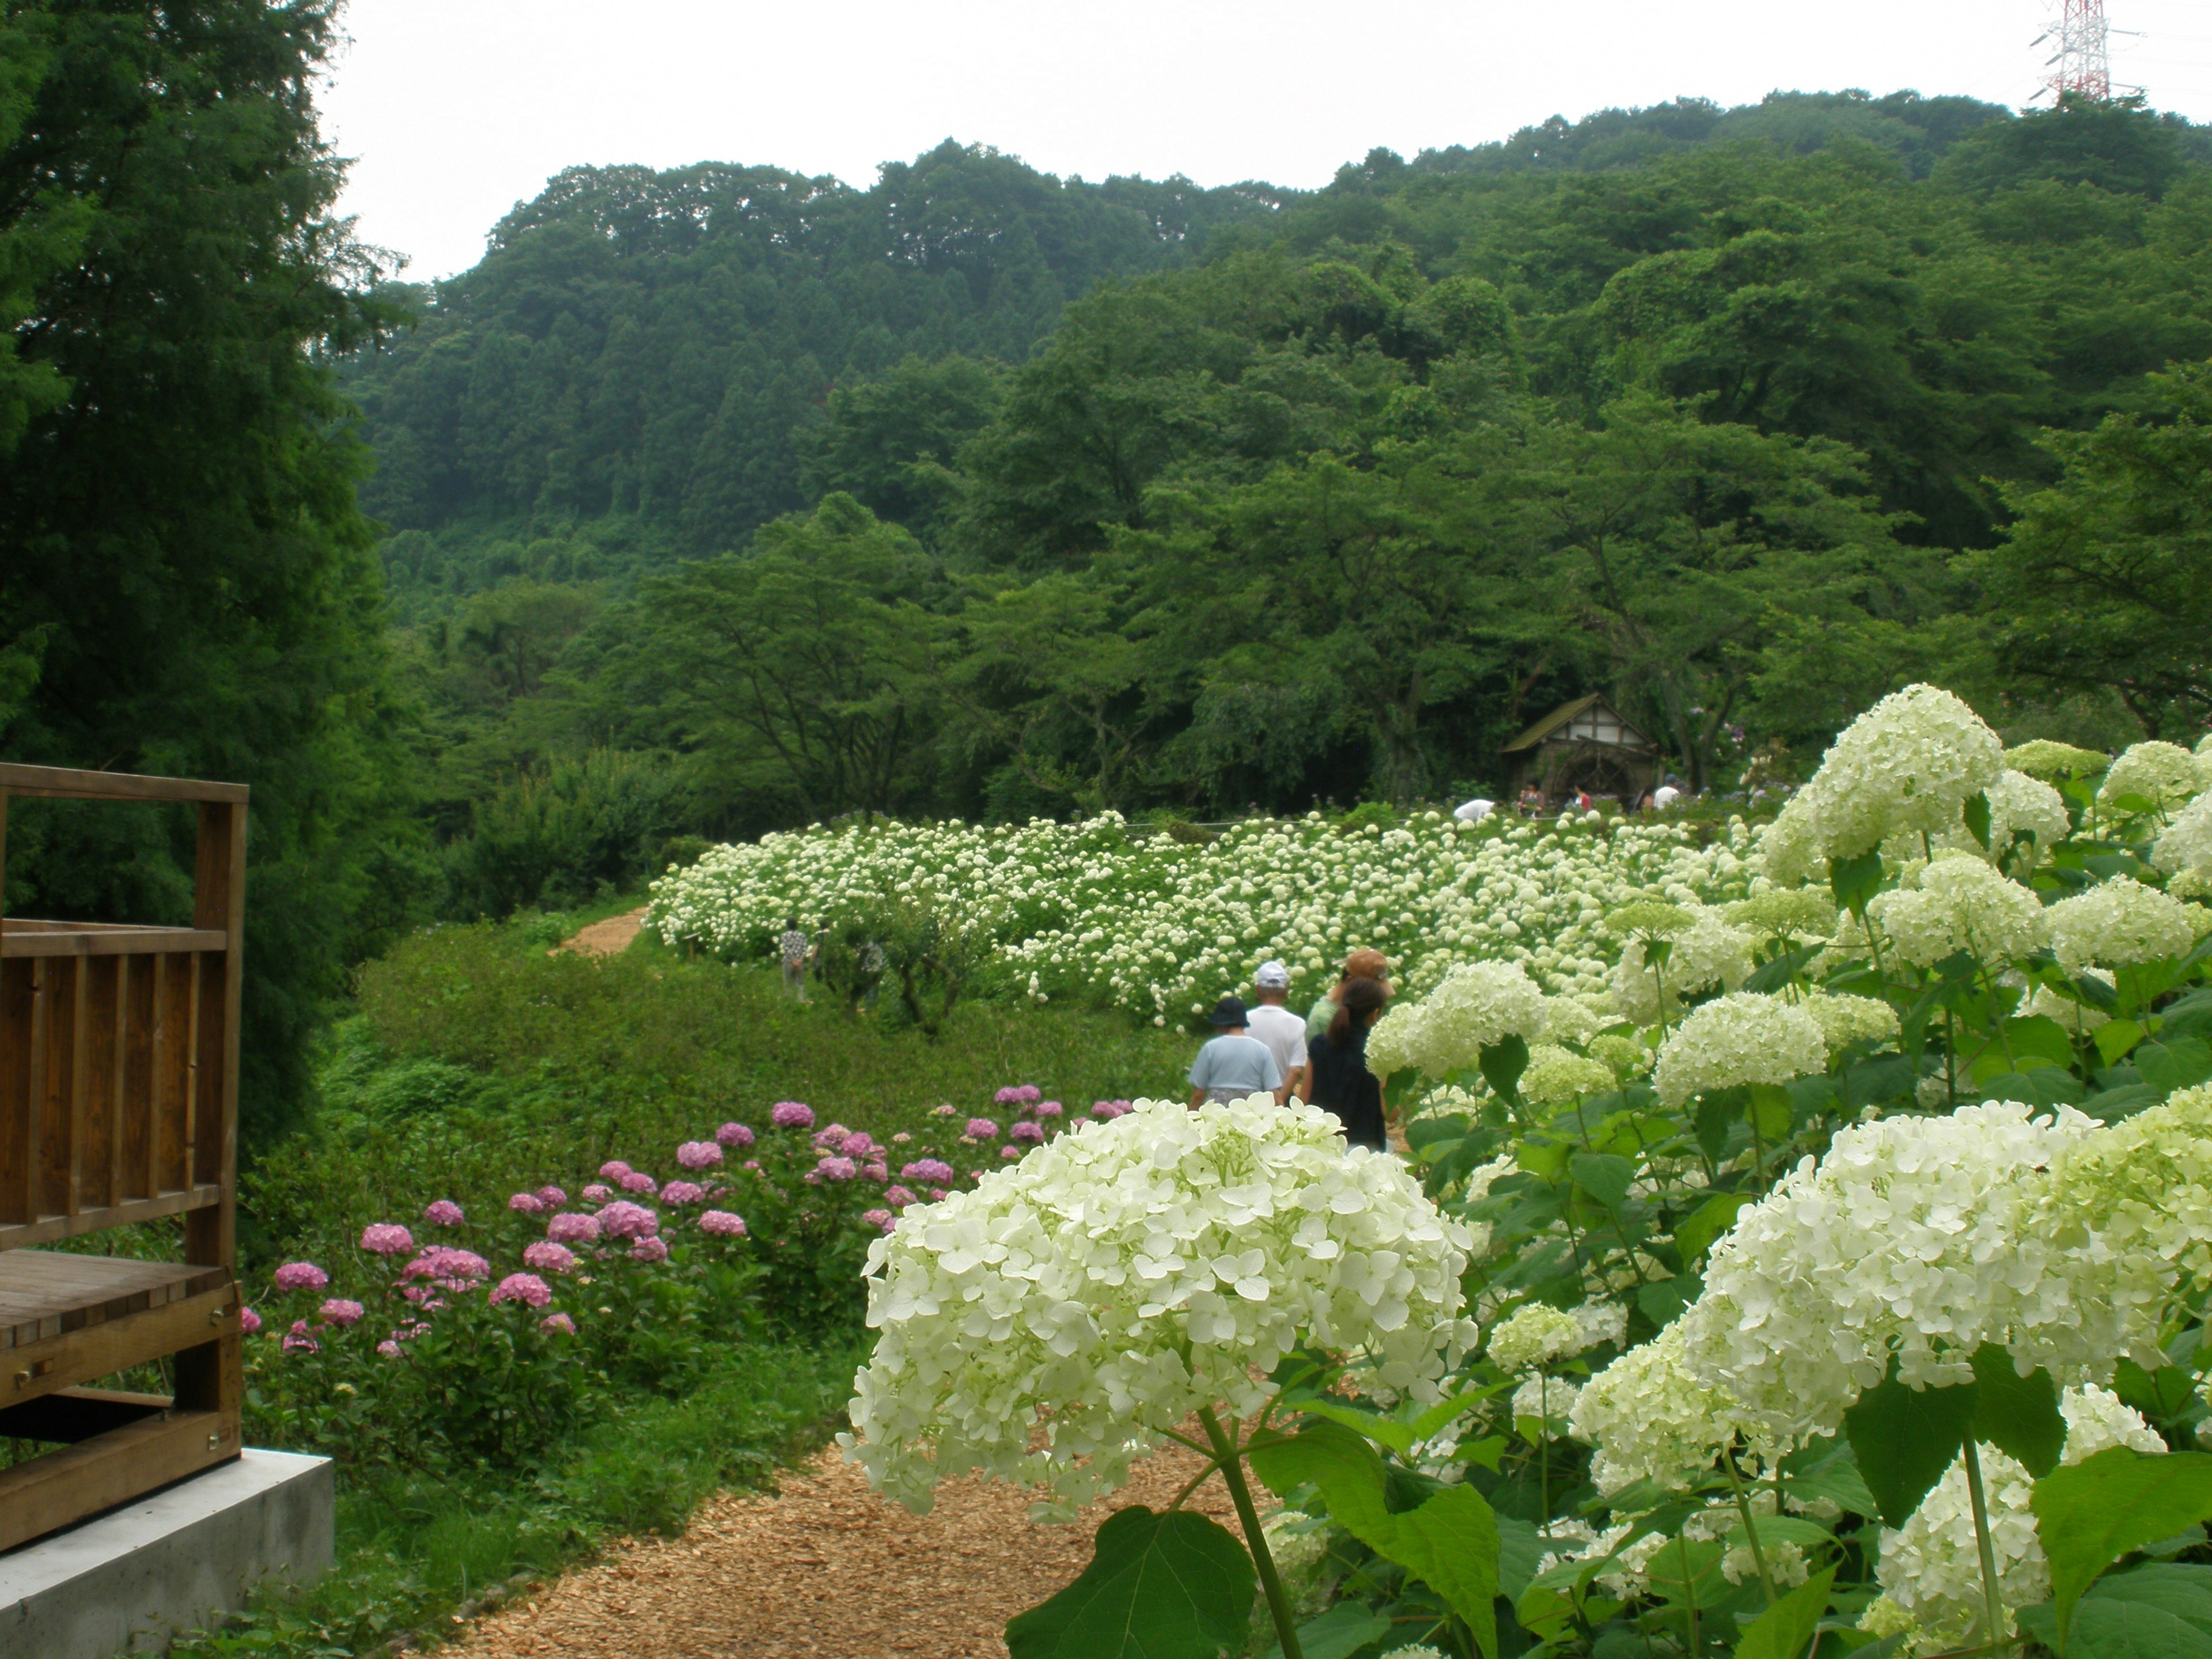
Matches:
[[450, 1441, 1240, 1658], [555, 907, 651, 958]]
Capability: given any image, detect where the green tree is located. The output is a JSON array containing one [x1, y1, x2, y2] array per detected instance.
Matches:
[[800, 354, 1005, 536], [0, 0, 416, 1145]]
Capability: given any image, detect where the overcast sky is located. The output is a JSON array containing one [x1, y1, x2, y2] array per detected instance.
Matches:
[[318, 0, 2212, 282]]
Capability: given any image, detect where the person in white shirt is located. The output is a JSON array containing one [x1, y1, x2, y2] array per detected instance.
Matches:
[[1453, 797, 1494, 824], [1244, 961, 1310, 1103]]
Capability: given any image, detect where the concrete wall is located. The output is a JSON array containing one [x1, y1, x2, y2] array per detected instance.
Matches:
[[0, 1449, 334, 1659]]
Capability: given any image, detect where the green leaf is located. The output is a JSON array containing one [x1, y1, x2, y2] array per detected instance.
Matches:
[[1284, 1397, 1418, 1457], [1249, 1421, 1502, 1659], [1638, 1274, 1700, 1331], [1735, 1567, 1838, 1659], [1695, 1088, 1744, 1161], [1411, 1384, 1506, 1444], [1642, 1536, 1726, 1607], [1004, 1505, 1255, 1659], [1782, 1441, 1880, 1518], [2115, 1361, 2201, 1425], [1750, 1082, 1795, 1141], [2137, 1039, 2212, 1098], [1406, 1113, 1469, 1152], [1831, 850, 1887, 914], [1497, 1514, 1548, 1599], [1570, 1151, 1637, 1210], [1971, 1344, 2066, 1477], [1844, 1375, 1978, 1527], [1481, 1034, 1531, 1104], [1964, 791, 1994, 851], [1676, 1192, 1753, 1262], [1259, 1604, 1395, 1659], [2099, 1020, 2149, 1066], [2033, 1450, 2212, 1653], [2018, 1565, 2212, 1659]]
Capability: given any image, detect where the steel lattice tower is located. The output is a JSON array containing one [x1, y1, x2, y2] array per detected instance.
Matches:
[[2044, 0, 2113, 101]]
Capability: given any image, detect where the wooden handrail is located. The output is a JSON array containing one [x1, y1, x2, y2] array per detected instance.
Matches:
[[0, 762, 248, 805]]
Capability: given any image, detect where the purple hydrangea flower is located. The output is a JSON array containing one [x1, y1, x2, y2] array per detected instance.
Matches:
[[1033, 1100, 1064, 1119], [282, 1319, 319, 1354], [965, 1118, 998, 1141], [863, 1164, 890, 1182], [619, 1171, 658, 1196], [403, 1247, 490, 1284], [317, 1298, 365, 1327], [676, 1141, 724, 1171], [599, 1160, 632, 1180], [581, 1183, 613, 1203], [523, 1240, 578, 1275], [630, 1235, 669, 1263], [715, 1122, 755, 1150], [815, 1156, 858, 1181], [1091, 1100, 1132, 1119], [490, 1272, 552, 1309], [541, 1312, 577, 1335], [240, 1306, 263, 1336], [660, 1180, 706, 1206], [770, 1101, 815, 1130], [883, 1185, 917, 1207], [423, 1199, 464, 1227], [509, 1192, 544, 1215], [697, 1210, 747, 1237], [999, 1145, 1020, 1160], [377, 1338, 402, 1357], [546, 1211, 601, 1245], [861, 1209, 896, 1233], [536, 1185, 567, 1207], [900, 1159, 955, 1184], [1010, 1120, 1044, 1143], [993, 1085, 1024, 1106], [597, 1200, 658, 1240], [272, 1261, 328, 1293], [359, 1224, 414, 1257]]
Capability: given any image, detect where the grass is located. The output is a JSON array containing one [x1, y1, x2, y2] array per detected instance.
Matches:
[[168, 1335, 865, 1657]]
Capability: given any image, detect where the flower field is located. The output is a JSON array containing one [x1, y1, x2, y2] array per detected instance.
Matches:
[[831, 686, 2212, 1659]]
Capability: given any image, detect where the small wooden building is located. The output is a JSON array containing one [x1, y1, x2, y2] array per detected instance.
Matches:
[[0, 763, 247, 1553], [1502, 694, 1662, 808]]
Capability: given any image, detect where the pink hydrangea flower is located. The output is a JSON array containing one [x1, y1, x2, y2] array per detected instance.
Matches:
[[964, 1118, 998, 1141], [841, 1132, 880, 1160], [282, 1319, 318, 1354], [698, 1210, 747, 1237], [377, 1338, 402, 1357], [1034, 1100, 1064, 1119], [541, 1312, 577, 1335], [524, 1240, 579, 1274], [536, 1185, 567, 1207], [597, 1200, 658, 1240], [240, 1306, 263, 1336], [630, 1235, 669, 1263], [490, 1272, 552, 1309], [770, 1101, 815, 1129], [716, 1122, 755, 1149], [402, 1247, 490, 1284], [812, 1124, 850, 1149], [883, 1185, 917, 1207], [660, 1180, 705, 1205], [861, 1209, 896, 1233], [743, 1160, 762, 1172], [676, 1141, 723, 1171], [423, 1199, 464, 1227], [359, 1224, 414, 1257], [509, 1192, 544, 1214], [599, 1160, 632, 1180], [927, 1187, 949, 1201], [546, 1211, 601, 1244], [1091, 1100, 1132, 1119], [933, 1103, 957, 1116], [891, 1131, 912, 1145], [968, 1169, 987, 1181], [815, 1156, 858, 1181], [1010, 1121, 1044, 1143], [993, 1085, 1024, 1106], [863, 1164, 890, 1182], [317, 1298, 365, 1327], [900, 1159, 955, 1183], [1000, 1145, 1020, 1160], [582, 1184, 614, 1205], [619, 1171, 658, 1196], [272, 1261, 328, 1293]]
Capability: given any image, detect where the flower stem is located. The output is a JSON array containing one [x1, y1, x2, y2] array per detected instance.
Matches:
[[1961, 1439, 2009, 1655], [1723, 1455, 1778, 1606], [1198, 1405, 1304, 1659]]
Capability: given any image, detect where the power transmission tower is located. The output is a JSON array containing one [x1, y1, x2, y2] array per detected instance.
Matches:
[[2040, 0, 2113, 101]]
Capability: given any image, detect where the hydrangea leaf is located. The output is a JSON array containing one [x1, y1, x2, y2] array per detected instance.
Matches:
[[1830, 850, 1887, 914], [1480, 1033, 1531, 1104], [2032, 1449, 2212, 1654], [2017, 1564, 2212, 1659], [1970, 1343, 2066, 1477], [1259, 1604, 1395, 1659], [1843, 1373, 1979, 1527], [1675, 1192, 1752, 1263], [1964, 790, 1994, 851], [1733, 1566, 1837, 1659], [1248, 1419, 1501, 1659], [1002, 1505, 1255, 1659], [1637, 1273, 1699, 1330], [1569, 1152, 1635, 1210]]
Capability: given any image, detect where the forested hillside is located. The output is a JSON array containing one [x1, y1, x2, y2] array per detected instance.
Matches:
[[349, 90, 2212, 918]]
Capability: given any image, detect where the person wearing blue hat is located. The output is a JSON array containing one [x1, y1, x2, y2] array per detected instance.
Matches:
[[1187, 994, 1286, 1108]]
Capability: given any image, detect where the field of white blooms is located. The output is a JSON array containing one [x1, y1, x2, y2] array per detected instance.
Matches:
[[649, 809, 1762, 1025]]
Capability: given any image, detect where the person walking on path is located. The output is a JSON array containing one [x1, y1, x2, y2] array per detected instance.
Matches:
[[1245, 961, 1310, 1103], [1308, 976, 1390, 1150], [779, 916, 812, 1000], [1306, 948, 1390, 1042], [1187, 995, 1286, 1107]]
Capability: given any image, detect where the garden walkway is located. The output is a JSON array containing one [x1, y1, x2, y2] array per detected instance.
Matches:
[[554, 907, 651, 957], [449, 1439, 1238, 1657]]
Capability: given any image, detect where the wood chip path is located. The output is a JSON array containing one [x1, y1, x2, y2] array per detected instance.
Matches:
[[554, 908, 651, 958], [448, 1440, 1240, 1658]]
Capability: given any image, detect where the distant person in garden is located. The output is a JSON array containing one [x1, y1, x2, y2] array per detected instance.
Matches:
[[1306, 948, 1389, 1041], [1308, 976, 1389, 1151], [1453, 796, 1493, 824], [779, 916, 810, 1000], [1653, 779, 1682, 810], [1187, 995, 1286, 1108], [1244, 961, 1309, 1103]]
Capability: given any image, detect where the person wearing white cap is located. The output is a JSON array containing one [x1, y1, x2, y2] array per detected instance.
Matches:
[[1245, 961, 1310, 1103]]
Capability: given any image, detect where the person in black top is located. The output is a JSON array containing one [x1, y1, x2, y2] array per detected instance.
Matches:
[[1307, 976, 1390, 1151]]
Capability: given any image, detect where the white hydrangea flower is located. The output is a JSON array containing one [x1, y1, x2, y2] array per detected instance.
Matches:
[[1573, 1300, 1630, 1350], [1866, 854, 2047, 968], [1575, 1526, 1672, 1598], [2047, 874, 2198, 971], [1609, 906, 1756, 1025], [1985, 768, 2073, 853], [1541, 992, 1621, 1046], [1725, 887, 1839, 941], [1875, 1386, 2165, 1652], [1570, 1322, 1774, 1496], [1512, 1373, 1584, 1430], [1522, 1046, 1618, 1108], [1676, 1103, 2135, 1445], [1798, 990, 1901, 1053], [2004, 740, 2109, 782], [2154, 790, 2212, 876], [2044, 1084, 2212, 1302], [1652, 993, 1827, 1109], [1463, 1151, 1521, 1205], [1366, 960, 1548, 1081], [1724, 1537, 1810, 1588], [1588, 1032, 1653, 1080], [2100, 741, 2203, 813], [842, 1096, 1476, 1515], [1490, 1302, 1584, 1372], [1771, 684, 2005, 867]]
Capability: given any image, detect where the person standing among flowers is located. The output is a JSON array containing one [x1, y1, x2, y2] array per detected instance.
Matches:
[[1245, 961, 1310, 1103], [1306, 948, 1389, 1042], [1308, 976, 1389, 1150], [1187, 995, 1286, 1107], [779, 916, 811, 1000]]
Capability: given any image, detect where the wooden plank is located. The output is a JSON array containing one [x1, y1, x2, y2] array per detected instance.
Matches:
[[0, 926, 229, 958], [2, 1281, 236, 1400], [0, 957, 26, 1228], [67, 950, 88, 1215], [0, 1407, 235, 1554], [26, 956, 48, 1222], [0, 1250, 225, 1342], [0, 1385, 169, 1444], [157, 952, 191, 1194], [187, 800, 243, 1275], [106, 954, 127, 1208], [36, 956, 75, 1219], [0, 1183, 226, 1252], [122, 950, 154, 1202], [0, 763, 248, 805]]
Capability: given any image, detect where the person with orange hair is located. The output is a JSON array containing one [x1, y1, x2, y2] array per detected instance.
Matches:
[[1304, 948, 1390, 1043]]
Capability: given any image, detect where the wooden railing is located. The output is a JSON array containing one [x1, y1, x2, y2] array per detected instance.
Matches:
[[0, 763, 246, 1552]]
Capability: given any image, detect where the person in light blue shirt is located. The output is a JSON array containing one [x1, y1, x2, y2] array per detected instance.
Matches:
[[1187, 995, 1286, 1107]]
